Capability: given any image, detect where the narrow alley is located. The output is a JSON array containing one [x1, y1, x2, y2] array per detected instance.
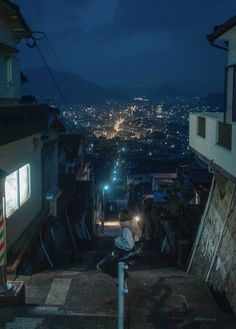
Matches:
[[1, 1, 236, 328], [0, 220, 236, 329]]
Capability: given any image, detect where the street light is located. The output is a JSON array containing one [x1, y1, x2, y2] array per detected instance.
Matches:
[[102, 185, 109, 232]]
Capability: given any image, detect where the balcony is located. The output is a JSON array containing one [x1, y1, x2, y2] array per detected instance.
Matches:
[[0, 104, 48, 146], [0, 81, 20, 100], [189, 112, 236, 178]]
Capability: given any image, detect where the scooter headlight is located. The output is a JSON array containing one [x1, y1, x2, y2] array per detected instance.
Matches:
[[134, 215, 140, 222]]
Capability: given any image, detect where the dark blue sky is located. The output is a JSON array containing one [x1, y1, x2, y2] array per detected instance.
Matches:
[[15, 0, 236, 88]]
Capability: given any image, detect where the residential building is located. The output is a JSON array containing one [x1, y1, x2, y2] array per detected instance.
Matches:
[[0, 2, 95, 273], [0, 0, 31, 104], [188, 16, 236, 313], [0, 1, 50, 270]]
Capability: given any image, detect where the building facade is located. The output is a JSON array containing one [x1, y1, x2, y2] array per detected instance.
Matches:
[[0, 1, 48, 253], [188, 17, 236, 313]]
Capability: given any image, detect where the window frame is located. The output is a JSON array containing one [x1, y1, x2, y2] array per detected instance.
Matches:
[[4, 164, 31, 218], [224, 64, 236, 122]]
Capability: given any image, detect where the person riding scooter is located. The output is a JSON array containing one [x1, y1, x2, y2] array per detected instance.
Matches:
[[97, 209, 143, 278], [114, 209, 142, 260]]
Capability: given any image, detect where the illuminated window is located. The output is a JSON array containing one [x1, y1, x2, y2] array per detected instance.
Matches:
[[5, 164, 30, 217], [19, 165, 30, 204], [5, 171, 18, 216]]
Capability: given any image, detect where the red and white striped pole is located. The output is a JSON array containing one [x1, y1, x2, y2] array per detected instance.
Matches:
[[0, 175, 13, 293], [0, 196, 7, 289]]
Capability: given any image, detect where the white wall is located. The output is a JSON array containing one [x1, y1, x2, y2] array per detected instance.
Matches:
[[216, 33, 236, 123], [189, 113, 236, 178], [0, 134, 43, 250], [0, 20, 20, 99]]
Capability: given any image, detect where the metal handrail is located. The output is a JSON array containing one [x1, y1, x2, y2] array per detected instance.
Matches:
[[118, 262, 128, 329]]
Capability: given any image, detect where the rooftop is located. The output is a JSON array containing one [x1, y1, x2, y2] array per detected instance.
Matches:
[[207, 16, 236, 42], [128, 160, 177, 176], [0, 103, 48, 146], [59, 134, 85, 159], [0, 0, 32, 39]]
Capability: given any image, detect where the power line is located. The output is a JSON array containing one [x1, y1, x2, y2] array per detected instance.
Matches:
[[45, 35, 64, 73], [27, 34, 71, 110], [45, 35, 76, 101]]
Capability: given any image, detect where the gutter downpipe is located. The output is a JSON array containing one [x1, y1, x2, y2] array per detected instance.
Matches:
[[209, 41, 228, 52], [187, 176, 215, 274], [205, 185, 236, 282]]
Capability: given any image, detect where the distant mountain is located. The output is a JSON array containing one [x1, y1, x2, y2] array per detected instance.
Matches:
[[148, 80, 224, 99], [149, 86, 184, 99], [22, 67, 129, 105], [200, 93, 224, 107], [109, 85, 153, 98], [159, 80, 223, 96]]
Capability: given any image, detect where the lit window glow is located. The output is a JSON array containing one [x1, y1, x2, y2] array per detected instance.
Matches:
[[19, 165, 30, 204], [5, 164, 30, 217], [5, 171, 18, 216]]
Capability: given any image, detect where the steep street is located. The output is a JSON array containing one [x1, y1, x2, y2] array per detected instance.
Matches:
[[1, 221, 236, 329]]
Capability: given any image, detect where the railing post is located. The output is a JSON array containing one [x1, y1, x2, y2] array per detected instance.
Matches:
[[118, 262, 128, 329]]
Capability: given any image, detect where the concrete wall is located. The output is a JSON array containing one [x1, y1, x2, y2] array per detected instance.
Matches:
[[0, 134, 43, 250], [189, 113, 236, 178], [190, 176, 236, 313]]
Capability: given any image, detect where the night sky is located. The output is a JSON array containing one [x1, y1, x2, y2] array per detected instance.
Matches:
[[15, 0, 236, 88]]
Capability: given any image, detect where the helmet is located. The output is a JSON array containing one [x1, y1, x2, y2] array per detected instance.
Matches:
[[118, 209, 131, 222]]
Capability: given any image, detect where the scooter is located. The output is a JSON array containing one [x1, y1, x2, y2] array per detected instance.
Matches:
[[97, 242, 143, 278]]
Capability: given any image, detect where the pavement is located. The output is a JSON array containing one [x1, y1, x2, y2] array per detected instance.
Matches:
[[0, 220, 236, 329]]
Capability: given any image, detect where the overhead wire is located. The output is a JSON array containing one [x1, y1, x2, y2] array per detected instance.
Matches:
[[45, 34, 76, 98], [26, 32, 71, 110], [45, 35, 64, 73]]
